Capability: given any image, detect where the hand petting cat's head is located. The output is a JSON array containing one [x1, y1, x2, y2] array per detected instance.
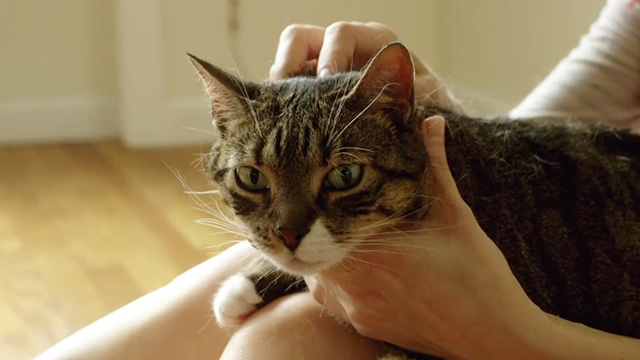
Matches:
[[190, 43, 430, 274]]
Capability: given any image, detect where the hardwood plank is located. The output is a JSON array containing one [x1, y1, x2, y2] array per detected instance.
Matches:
[[0, 142, 233, 360]]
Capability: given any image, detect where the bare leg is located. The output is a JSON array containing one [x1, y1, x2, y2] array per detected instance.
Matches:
[[35, 242, 259, 360], [221, 292, 387, 360], [36, 241, 385, 360]]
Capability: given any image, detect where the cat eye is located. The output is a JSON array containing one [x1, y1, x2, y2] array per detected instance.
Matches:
[[324, 164, 363, 191], [235, 167, 269, 192]]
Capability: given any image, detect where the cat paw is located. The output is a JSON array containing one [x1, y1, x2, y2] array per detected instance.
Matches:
[[213, 274, 263, 327]]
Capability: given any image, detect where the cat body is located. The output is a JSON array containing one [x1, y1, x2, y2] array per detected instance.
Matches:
[[188, 43, 640, 359], [430, 110, 640, 337]]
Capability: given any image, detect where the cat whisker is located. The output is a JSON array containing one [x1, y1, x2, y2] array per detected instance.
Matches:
[[195, 217, 235, 227], [332, 151, 360, 160], [186, 189, 221, 195], [416, 74, 456, 109], [285, 277, 305, 293], [192, 204, 236, 225], [254, 259, 277, 284], [344, 227, 434, 238], [331, 82, 395, 146], [267, 270, 286, 293], [217, 233, 247, 240], [327, 76, 354, 145], [345, 174, 433, 234], [335, 146, 375, 153], [325, 71, 344, 133], [355, 241, 446, 253], [194, 213, 239, 233], [352, 235, 435, 245], [349, 248, 430, 260], [349, 229, 438, 241], [204, 240, 247, 255], [341, 255, 394, 271], [348, 196, 436, 234], [200, 227, 247, 241], [167, 166, 250, 242], [198, 224, 246, 238], [225, 47, 263, 138], [181, 126, 217, 136], [196, 313, 216, 334], [377, 194, 437, 226]]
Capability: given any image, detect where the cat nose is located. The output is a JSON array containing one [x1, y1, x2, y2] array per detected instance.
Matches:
[[274, 227, 309, 252]]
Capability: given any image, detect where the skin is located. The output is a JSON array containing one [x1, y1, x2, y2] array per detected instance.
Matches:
[[34, 242, 257, 360], [270, 22, 463, 112], [219, 293, 387, 360], [36, 20, 640, 360], [272, 22, 640, 359]]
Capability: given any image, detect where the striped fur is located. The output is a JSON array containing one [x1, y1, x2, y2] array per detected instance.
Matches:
[[199, 69, 431, 275], [189, 44, 640, 359]]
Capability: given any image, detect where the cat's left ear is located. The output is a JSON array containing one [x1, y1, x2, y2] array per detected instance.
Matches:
[[187, 53, 260, 100], [347, 42, 414, 123], [187, 53, 260, 134]]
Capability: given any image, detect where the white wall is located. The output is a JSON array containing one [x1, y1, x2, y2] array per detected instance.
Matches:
[[437, 0, 605, 115], [0, 0, 117, 143], [157, 0, 440, 147], [0, 0, 608, 146]]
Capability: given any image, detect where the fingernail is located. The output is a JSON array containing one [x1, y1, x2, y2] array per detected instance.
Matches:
[[425, 116, 445, 138], [318, 68, 331, 77]]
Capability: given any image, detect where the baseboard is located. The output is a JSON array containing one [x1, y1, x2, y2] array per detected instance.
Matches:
[[0, 91, 510, 147], [0, 97, 217, 147], [117, 98, 216, 148], [0, 98, 118, 144]]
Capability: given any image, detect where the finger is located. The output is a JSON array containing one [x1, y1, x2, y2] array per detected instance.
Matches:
[[269, 24, 325, 80], [422, 116, 466, 207], [305, 275, 350, 321], [321, 285, 350, 321], [304, 275, 325, 304], [317, 22, 398, 76]]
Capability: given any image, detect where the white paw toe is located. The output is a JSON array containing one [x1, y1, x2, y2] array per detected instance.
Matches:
[[213, 274, 263, 327]]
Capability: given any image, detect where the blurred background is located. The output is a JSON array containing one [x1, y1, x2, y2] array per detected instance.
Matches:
[[0, 0, 605, 358]]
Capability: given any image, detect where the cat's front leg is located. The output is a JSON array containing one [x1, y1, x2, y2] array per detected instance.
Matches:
[[213, 257, 306, 327]]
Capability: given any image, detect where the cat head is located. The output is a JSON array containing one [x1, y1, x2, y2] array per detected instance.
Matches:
[[189, 43, 429, 275]]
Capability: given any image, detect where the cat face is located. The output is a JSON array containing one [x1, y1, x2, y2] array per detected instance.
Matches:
[[190, 44, 430, 275]]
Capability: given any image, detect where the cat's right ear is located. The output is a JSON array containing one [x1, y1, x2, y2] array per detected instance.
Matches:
[[187, 54, 259, 132], [345, 42, 415, 125]]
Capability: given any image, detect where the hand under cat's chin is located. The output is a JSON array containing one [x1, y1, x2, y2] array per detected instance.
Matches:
[[262, 247, 334, 275], [279, 256, 327, 275]]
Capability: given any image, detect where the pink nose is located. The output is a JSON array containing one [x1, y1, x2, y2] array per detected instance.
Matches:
[[274, 228, 306, 252]]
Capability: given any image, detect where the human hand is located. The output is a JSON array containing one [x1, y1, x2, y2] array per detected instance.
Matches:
[[270, 22, 463, 112], [304, 116, 547, 359]]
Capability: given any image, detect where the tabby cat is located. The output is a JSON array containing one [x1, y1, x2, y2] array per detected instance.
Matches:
[[188, 42, 640, 359]]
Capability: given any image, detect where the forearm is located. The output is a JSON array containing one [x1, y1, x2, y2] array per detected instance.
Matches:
[[487, 310, 640, 360], [534, 315, 640, 360], [510, 0, 640, 132]]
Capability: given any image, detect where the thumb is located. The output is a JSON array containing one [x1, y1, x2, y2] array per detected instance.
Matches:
[[421, 116, 470, 213]]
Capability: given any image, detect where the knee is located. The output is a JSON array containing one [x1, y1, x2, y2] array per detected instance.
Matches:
[[239, 292, 327, 336], [219, 293, 325, 360], [220, 293, 385, 360]]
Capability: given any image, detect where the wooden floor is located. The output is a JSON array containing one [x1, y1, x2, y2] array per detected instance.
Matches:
[[0, 142, 233, 360]]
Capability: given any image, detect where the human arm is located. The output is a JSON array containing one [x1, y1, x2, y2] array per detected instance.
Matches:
[[510, 0, 640, 133], [305, 116, 640, 360], [269, 20, 640, 358]]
